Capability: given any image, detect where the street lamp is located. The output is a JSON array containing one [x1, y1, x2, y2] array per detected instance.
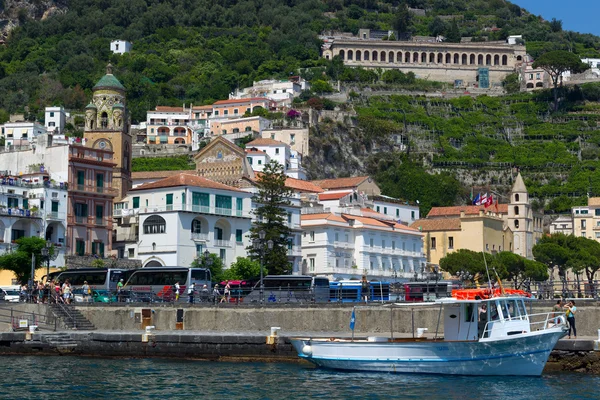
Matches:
[[253, 230, 272, 304], [203, 249, 213, 270], [41, 241, 54, 282]]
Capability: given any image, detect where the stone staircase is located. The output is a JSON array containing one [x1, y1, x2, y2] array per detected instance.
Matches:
[[48, 304, 96, 331], [40, 332, 78, 352]]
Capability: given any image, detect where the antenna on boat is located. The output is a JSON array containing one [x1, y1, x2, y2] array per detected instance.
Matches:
[[482, 251, 493, 292]]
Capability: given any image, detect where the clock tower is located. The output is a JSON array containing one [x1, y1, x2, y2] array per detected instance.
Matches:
[[84, 64, 132, 198]]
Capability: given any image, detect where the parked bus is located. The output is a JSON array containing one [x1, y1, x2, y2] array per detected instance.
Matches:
[[124, 267, 211, 302], [245, 275, 330, 303], [55, 268, 127, 291], [329, 281, 390, 303], [403, 281, 454, 302], [218, 280, 255, 303]]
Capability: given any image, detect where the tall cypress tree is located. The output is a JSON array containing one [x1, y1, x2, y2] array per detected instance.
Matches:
[[248, 160, 292, 275]]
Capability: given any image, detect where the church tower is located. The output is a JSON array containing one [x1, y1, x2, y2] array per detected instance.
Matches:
[[84, 64, 132, 198], [507, 172, 533, 259]]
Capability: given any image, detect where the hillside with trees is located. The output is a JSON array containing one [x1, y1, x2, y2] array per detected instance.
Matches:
[[1, 0, 600, 214]]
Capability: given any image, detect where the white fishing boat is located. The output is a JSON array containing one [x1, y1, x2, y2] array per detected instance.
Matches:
[[290, 288, 567, 376]]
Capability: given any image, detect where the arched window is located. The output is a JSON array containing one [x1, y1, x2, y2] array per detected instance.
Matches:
[[405, 52, 410, 63], [144, 215, 166, 234], [478, 54, 484, 65], [100, 112, 108, 128], [191, 219, 202, 233], [536, 82, 544, 88], [397, 51, 402, 63], [526, 83, 534, 89], [413, 52, 419, 63], [517, 55, 522, 61], [347, 50, 353, 61], [364, 51, 369, 61], [470, 54, 475, 65], [356, 50, 362, 61], [514, 220, 519, 229], [462, 54, 467, 65], [494, 55, 499, 65], [232, 128, 240, 133], [453, 53, 459, 64], [502, 55, 508, 65], [372, 51, 378, 61], [486, 54, 491, 65], [445, 53, 451, 64], [515, 194, 520, 202], [380, 51, 386, 62], [339, 50, 345, 60], [421, 52, 426, 63], [514, 206, 519, 216], [437, 53, 443, 63], [245, 126, 252, 132], [389, 51, 394, 63]]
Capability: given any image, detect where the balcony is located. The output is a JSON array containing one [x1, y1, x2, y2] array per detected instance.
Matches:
[[71, 185, 118, 196], [113, 208, 139, 218], [69, 215, 112, 227], [287, 245, 302, 256], [0, 208, 41, 218], [214, 240, 231, 248], [46, 211, 66, 220], [139, 204, 251, 218], [191, 232, 209, 241]]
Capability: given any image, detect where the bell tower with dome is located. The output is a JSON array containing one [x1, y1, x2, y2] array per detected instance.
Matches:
[[84, 64, 132, 198]]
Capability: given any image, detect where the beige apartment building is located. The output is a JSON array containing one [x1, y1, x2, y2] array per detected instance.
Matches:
[[572, 198, 600, 240], [411, 208, 513, 268]]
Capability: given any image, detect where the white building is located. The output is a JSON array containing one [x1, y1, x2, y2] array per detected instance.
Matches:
[[245, 138, 307, 180], [549, 215, 573, 235], [263, 127, 309, 156], [0, 172, 68, 267], [1, 122, 46, 148], [110, 40, 132, 55], [114, 173, 253, 268], [230, 77, 309, 109], [301, 211, 425, 281], [44, 107, 68, 135]]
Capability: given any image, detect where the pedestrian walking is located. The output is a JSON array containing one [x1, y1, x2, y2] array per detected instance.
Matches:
[[201, 284, 209, 302], [174, 281, 181, 302], [224, 280, 231, 303], [188, 282, 195, 304], [213, 284, 221, 304], [361, 275, 369, 303], [117, 279, 124, 302], [564, 300, 577, 339], [82, 281, 91, 302]]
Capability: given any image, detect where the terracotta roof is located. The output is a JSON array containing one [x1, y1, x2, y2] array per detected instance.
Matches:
[[213, 97, 271, 106], [192, 105, 213, 111], [410, 218, 462, 232], [342, 214, 391, 228], [246, 148, 267, 155], [154, 106, 185, 112], [588, 198, 600, 207], [246, 138, 288, 147], [318, 191, 352, 201], [301, 213, 347, 223], [393, 222, 420, 232], [312, 176, 371, 190], [131, 173, 244, 192], [284, 176, 324, 193], [132, 170, 192, 180], [427, 204, 508, 217]]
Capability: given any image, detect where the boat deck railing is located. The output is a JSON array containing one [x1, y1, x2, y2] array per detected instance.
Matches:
[[481, 311, 566, 339]]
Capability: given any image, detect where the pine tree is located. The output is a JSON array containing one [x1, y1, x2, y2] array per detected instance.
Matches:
[[248, 160, 292, 275]]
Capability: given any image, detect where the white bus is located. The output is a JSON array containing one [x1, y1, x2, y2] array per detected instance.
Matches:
[[55, 268, 127, 291], [123, 267, 211, 302]]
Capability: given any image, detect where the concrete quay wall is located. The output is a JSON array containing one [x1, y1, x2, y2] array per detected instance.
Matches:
[[6, 303, 600, 337]]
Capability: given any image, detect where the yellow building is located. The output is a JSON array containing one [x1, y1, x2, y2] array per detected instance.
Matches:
[[572, 197, 600, 240], [411, 208, 513, 268]]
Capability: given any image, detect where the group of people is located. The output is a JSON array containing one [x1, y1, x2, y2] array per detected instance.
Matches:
[[21, 280, 75, 304], [172, 280, 232, 304], [552, 300, 577, 339]]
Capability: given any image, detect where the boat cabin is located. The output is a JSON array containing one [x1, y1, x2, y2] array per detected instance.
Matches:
[[441, 297, 530, 341]]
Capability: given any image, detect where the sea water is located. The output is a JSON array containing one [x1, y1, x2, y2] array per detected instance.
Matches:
[[0, 356, 598, 399]]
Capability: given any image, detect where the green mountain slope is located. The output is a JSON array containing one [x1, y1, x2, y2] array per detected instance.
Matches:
[[0, 0, 599, 123]]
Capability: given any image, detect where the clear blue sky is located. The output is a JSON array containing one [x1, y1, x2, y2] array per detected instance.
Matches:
[[511, 0, 600, 36]]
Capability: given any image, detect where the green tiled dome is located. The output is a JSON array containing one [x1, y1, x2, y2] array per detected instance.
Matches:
[[86, 102, 97, 109], [113, 102, 125, 109], [93, 64, 125, 91]]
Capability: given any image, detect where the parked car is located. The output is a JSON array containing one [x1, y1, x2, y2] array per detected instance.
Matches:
[[72, 289, 117, 303], [0, 289, 20, 302]]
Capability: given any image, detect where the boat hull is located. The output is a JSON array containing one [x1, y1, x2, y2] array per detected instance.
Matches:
[[290, 329, 566, 376]]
